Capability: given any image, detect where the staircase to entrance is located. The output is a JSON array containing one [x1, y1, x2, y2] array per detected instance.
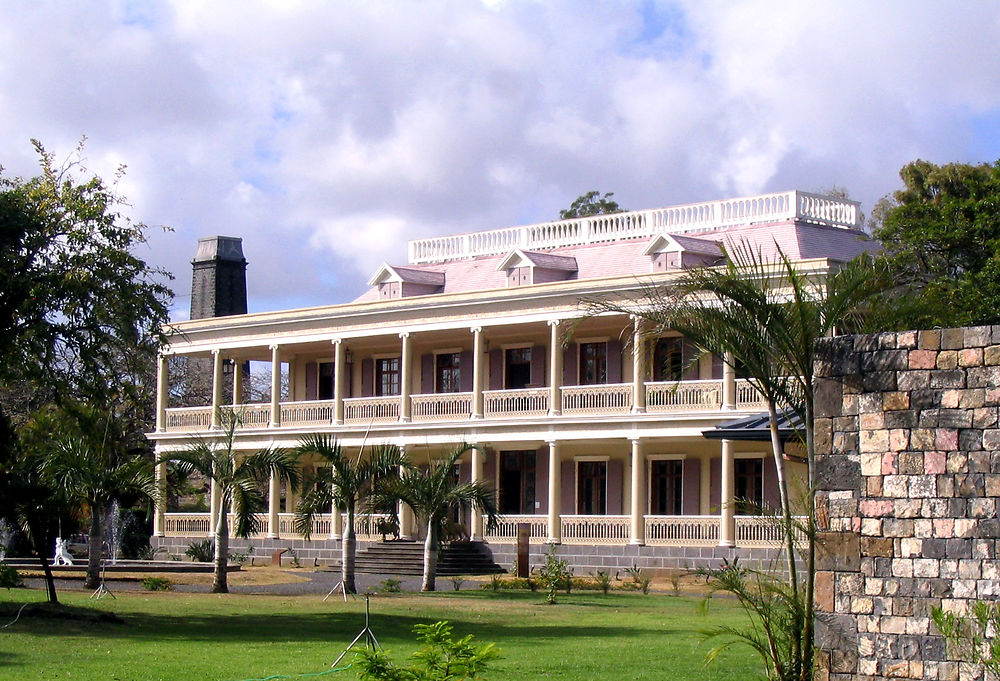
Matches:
[[354, 540, 505, 576]]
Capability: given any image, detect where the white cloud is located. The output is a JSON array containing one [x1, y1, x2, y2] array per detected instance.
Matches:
[[1, 0, 998, 316]]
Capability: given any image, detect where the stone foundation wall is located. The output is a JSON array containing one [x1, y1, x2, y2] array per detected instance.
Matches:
[[151, 535, 785, 575], [814, 326, 1000, 681]]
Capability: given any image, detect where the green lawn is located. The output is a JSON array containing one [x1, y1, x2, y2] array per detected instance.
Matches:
[[0, 588, 757, 681]]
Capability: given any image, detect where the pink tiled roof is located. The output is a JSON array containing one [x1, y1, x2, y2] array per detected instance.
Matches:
[[353, 221, 875, 302]]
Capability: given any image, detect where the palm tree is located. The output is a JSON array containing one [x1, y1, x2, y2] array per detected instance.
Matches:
[[162, 410, 298, 593], [293, 434, 404, 595], [377, 444, 499, 592], [588, 245, 902, 681], [41, 436, 158, 590]]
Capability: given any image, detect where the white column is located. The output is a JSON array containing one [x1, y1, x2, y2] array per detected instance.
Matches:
[[723, 352, 736, 410], [269, 344, 281, 428], [268, 472, 280, 538], [547, 441, 562, 543], [155, 354, 169, 432], [632, 320, 646, 413], [399, 332, 412, 422], [333, 339, 345, 425], [209, 478, 220, 538], [629, 438, 645, 545], [548, 321, 563, 416], [232, 359, 244, 406], [471, 327, 484, 419], [153, 456, 166, 536], [719, 439, 736, 547], [211, 349, 224, 428], [471, 446, 485, 540]]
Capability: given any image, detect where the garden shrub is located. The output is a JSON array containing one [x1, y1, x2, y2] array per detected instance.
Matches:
[[141, 576, 172, 591], [357, 620, 497, 681], [185, 539, 213, 562]]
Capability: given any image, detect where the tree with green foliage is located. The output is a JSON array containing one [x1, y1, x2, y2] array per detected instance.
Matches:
[[587, 244, 904, 681], [558, 191, 625, 219], [293, 435, 404, 594], [38, 404, 158, 589], [873, 159, 1000, 327], [375, 444, 499, 592], [0, 139, 171, 603], [162, 410, 298, 593]]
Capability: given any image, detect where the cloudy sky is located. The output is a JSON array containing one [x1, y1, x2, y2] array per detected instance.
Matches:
[[2, 1, 999, 318]]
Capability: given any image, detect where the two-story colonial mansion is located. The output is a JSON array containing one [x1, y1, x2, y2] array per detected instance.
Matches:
[[150, 190, 871, 572]]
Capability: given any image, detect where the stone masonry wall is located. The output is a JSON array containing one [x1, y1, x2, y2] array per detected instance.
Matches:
[[814, 326, 1000, 681]]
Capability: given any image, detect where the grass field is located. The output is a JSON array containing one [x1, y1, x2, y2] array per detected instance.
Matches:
[[0, 587, 758, 681]]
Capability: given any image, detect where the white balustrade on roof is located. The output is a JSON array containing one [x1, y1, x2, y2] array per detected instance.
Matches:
[[407, 190, 860, 264]]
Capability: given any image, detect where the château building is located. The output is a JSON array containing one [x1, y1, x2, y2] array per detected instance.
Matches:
[[150, 190, 871, 572]]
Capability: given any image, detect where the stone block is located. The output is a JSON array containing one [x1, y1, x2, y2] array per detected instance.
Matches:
[[886, 410, 919, 428], [959, 429, 982, 452], [896, 499, 923, 518], [898, 330, 918, 348], [947, 452, 969, 474], [909, 349, 938, 369], [816, 455, 862, 492], [911, 390, 942, 410], [914, 558, 940, 578], [861, 429, 890, 453], [931, 369, 965, 389], [865, 349, 908, 371], [985, 344, 1000, 365], [965, 325, 992, 347], [898, 452, 923, 475], [815, 570, 835, 612], [911, 429, 936, 450], [959, 388, 986, 409], [884, 518, 915, 537], [925, 451, 947, 474], [938, 409, 973, 428], [918, 329, 941, 350], [860, 412, 886, 429], [936, 429, 959, 451], [941, 328, 965, 350], [815, 377, 844, 419], [959, 347, 983, 367], [937, 350, 959, 370], [969, 450, 991, 473], [883, 475, 909, 497], [975, 407, 999, 429], [921, 537, 947, 558], [863, 370, 897, 392], [967, 365, 1000, 388], [910, 475, 937, 498], [898, 370, 931, 391], [862, 536, 894, 557], [816, 531, 861, 571]]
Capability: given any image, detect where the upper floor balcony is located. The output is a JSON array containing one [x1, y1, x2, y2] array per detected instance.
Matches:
[[161, 377, 767, 434]]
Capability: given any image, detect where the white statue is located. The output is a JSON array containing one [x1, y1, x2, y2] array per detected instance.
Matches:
[[53, 537, 74, 566]]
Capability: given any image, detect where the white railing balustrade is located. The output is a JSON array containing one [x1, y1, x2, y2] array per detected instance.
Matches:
[[561, 384, 632, 415], [560, 515, 630, 545], [280, 400, 333, 426], [344, 396, 400, 424], [735, 379, 768, 411], [411, 392, 473, 421], [164, 513, 212, 536], [646, 380, 721, 412], [483, 388, 549, 418], [164, 407, 213, 432], [644, 515, 720, 546], [736, 515, 808, 546], [353, 513, 391, 541], [483, 514, 548, 543], [408, 191, 859, 263]]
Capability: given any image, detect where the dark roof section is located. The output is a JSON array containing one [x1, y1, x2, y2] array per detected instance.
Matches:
[[702, 408, 804, 442]]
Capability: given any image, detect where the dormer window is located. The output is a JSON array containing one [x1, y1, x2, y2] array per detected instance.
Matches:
[[643, 234, 722, 272], [368, 264, 445, 299], [497, 248, 578, 287]]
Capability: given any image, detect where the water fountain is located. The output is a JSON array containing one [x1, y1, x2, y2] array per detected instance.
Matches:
[[104, 500, 124, 566]]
